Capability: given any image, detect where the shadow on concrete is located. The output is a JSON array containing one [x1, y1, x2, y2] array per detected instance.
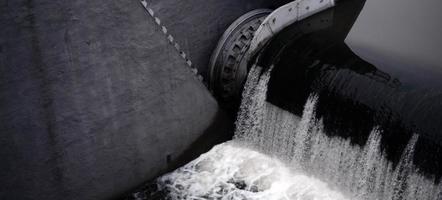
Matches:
[[117, 108, 235, 199]]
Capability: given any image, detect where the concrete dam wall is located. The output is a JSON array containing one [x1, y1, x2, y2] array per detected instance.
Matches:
[[0, 0, 241, 199], [3, 0, 442, 199]]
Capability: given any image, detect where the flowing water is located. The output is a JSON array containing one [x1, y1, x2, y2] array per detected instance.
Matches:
[[142, 65, 442, 200]]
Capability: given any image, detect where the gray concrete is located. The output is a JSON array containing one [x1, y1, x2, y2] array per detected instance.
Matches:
[[0, 0, 231, 199], [149, 0, 291, 78]]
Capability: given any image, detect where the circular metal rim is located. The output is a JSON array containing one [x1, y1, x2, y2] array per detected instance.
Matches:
[[208, 9, 272, 92]]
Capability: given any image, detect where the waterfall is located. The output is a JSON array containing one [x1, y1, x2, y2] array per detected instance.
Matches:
[[233, 65, 442, 200], [143, 65, 442, 200]]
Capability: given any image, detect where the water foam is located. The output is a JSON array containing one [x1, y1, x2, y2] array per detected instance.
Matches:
[[158, 142, 349, 200]]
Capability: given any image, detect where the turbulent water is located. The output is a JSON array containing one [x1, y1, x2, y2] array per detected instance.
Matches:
[[142, 65, 442, 200], [157, 142, 348, 200]]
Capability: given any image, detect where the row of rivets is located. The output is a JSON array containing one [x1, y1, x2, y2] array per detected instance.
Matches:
[[140, 0, 204, 83]]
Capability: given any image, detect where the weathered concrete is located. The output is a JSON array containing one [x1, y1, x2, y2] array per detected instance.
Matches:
[[149, 0, 291, 78], [0, 0, 232, 199]]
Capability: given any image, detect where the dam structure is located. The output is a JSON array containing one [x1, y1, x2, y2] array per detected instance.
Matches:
[[2, 0, 442, 199], [130, 0, 442, 199]]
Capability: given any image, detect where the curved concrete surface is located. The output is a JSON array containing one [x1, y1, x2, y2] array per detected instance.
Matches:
[[0, 0, 232, 199]]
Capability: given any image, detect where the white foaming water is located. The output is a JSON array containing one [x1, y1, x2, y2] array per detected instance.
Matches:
[[158, 142, 348, 200], [156, 65, 442, 200]]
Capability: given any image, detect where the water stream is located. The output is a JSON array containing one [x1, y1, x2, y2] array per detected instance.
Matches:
[[144, 65, 442, 200]]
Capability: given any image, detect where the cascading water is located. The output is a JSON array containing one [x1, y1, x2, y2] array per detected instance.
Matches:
[[138, 65, 442, 200]]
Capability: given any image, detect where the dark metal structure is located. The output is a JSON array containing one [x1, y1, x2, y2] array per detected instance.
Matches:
[[208, 9, 271, 111]]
